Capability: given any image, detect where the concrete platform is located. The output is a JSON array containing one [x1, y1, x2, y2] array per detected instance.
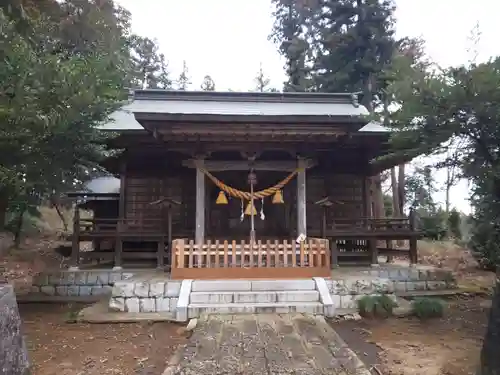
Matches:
[[78, 300, 177, 323]]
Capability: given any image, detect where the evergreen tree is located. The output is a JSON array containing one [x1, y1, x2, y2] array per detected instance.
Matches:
[[177, 60, 191, 90], [254, 63, 271, 92], [0, 0, 131, 228], [270, 0, 313, 91], [200, 75, 216, 91], [447, 208, 462, 239], [270, 0, 397, 103], [129, 35, 171, 89], [387, 56, 500, 375], [312, 0, 397, 109]]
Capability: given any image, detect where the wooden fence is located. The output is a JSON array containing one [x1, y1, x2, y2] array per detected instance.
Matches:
[[170, 238, 331, 279]]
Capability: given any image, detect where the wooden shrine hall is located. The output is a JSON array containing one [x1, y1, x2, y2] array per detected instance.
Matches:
[[69, 90, 421, 279]]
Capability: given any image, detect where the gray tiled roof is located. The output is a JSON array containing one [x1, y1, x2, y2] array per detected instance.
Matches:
[[100, 90, 370, 130], [130, 90, 369, 117], [98, 106, 143, 131]]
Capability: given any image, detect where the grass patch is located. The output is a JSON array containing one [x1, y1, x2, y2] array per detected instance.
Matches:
[[411, 297, 446, 319], [357, 295, 398, 318]]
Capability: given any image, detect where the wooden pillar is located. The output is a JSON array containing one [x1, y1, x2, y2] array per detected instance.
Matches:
[[370, 236, 378, 266], [362, 176, 372, 218], [321, 207, 327, 238], [409, 208, 418, 265], [157, 238, 165, 270], [162, 207, 173, 270], [69, 205, 80, 270], [114, 160, 126, 270], [297, 158, 307, 237], [195, 159, 205, 244]]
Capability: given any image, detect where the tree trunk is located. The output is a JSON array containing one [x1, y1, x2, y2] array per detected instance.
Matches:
[[13, 207, 26, 248], [391, 168, 401, 217], [479, 269, 500, 375], [373, 175, 385, 218], [54, 204, 68, 232], [445, 166, 451, 214], [398, 164, 406, 214], [0, 193, 8, 231]]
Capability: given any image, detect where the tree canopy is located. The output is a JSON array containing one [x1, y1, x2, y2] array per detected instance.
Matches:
[[0, 0, 172, 230]]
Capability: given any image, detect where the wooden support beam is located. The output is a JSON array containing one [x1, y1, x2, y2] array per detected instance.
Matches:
[[157, 238, 165, 269], [369, 238, 378, 266], [297, 158, 307, 237], [182, 159, 317, 172], [70, 206, 80, 269], [195, 159, 205, 244], [114, 160, 126, 269]]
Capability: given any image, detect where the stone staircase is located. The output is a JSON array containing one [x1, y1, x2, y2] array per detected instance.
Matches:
[[108, 276, 401, 321], [187, 280, 324, 318]]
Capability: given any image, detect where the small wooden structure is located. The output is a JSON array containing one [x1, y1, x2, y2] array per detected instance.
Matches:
[[68, 90, 421, 276]]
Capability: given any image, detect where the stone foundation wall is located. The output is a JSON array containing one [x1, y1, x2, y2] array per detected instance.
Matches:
[[0, 285, 30, 375], [31, 270, 138, 297], [326, 278, 395, 309], [109, 280, 182, 313], [362, 266, 457, 293]]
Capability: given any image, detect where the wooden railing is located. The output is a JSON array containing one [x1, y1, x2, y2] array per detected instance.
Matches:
[[331, 217, 411, 232], [170, 238, 331, 279], [78, 218, 166, 236]]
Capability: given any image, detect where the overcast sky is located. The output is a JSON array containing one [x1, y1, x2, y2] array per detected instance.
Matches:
[[114, 0, 500, 213]]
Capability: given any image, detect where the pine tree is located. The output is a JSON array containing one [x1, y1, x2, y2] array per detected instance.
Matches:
[[270, 0, 314, 91], [254, 63, 271, 92], [177, 60, 191, 90], [312, 0, 397, 109], [271, 0, 397, 102], [129, 35, 171, 89], [200, 75, 216, 91]]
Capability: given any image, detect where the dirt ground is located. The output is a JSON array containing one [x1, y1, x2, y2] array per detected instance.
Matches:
[[1, 216, 497, 375], [19, 303, 186, 375], [333, 297, 491, 375]]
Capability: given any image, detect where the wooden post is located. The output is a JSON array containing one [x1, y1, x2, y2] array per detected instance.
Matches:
[[195, 159, 205, 244], [369, 236, 378, 266], [297, 158, 307, 237], [321, 207, 327, 238], [167, 207, 173, 246], [162, 207, 173, 270], [69, 205, 80, 270], [409, 208, 418, 265], [114, 160, 126, 270], [157, 238, 165, 269], [362, 176, 372, 218]]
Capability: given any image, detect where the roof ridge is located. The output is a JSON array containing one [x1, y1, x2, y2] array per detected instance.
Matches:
[[133, 89, 359, 105]]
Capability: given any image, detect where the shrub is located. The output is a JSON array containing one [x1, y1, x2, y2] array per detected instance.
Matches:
[[357, 295, 397, 318], [411, 297, 445, 319]]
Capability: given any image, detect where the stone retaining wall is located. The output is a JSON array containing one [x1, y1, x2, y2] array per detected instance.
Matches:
[[326, 278, 395, 309], [31, 270, 139, 297], [361, 266, 457, 292], [109, 280, 182, 313]]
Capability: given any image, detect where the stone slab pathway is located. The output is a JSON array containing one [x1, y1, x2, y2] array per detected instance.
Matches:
[[164, 314, 370, 375]]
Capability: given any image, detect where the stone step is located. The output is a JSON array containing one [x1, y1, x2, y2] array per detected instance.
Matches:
[[189, 290, 320, 304], [187, 302, 324, 318], [190, 279, 316, 292]]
